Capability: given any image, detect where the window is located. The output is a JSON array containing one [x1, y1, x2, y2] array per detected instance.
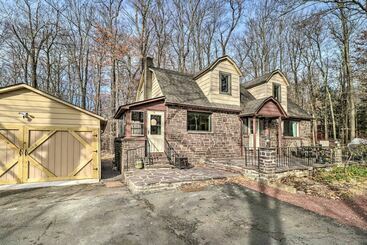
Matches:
[[187, 112, 211, 132], [259, 119, 266, 135], [220, 72, 231, 94], [283, 120, 299, 137], [150, 114, 162, 135], [131, 111, 144, 136], [273, 83, 281, 102], [242, 118, 248, 135]]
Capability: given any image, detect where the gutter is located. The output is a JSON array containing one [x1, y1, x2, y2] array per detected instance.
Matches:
[[165, 101, 242, 113]]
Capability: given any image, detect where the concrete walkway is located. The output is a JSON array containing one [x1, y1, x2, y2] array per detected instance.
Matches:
[[125, 167, 239, 193]]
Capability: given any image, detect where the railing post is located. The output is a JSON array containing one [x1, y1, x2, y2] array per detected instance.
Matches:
[[334, 147, 343, 166], [127, 152, 129, 171], [245, 147, 248, 166]]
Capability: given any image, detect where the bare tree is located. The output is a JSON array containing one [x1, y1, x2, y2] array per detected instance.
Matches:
[[8, 0, 52, 88], [218, 0, 244, 56]]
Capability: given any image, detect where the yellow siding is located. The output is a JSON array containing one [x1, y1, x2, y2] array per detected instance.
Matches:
[[151, 74, 163, 98], [208, 60, 240, 106], [137, 87, 144, 101], [195, 71, 211, 97], [268, 73, 288, 112], [0, 89, 100, 128], [247, 83, 269, 99], [247, 73, 288, 112]]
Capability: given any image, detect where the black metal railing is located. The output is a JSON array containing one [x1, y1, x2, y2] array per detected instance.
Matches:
[[165, 139, 189, 168], [276, 146, 335, 169], [145, 139, 151, 165], [165, 139, 179, 165], [244, 147, 260, 168], [126, 145, 145, 171]]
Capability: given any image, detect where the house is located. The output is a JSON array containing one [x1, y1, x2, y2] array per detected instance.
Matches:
[[114, 56, 312, 169], [0, 84, 106, 184]]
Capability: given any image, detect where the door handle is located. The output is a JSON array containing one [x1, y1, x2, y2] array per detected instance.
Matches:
[[19, 149, 23, 156]]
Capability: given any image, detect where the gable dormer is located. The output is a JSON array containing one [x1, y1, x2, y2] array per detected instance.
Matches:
[[194, 56, 243, 107], [243, 70, 289, 112]]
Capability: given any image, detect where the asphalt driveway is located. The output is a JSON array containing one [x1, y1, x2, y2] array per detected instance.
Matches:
[[0, 183, 366, 245]]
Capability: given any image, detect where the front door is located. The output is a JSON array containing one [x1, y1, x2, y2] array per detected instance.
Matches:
[[147, 111, 164, 152], [248, 119, 260, 148]]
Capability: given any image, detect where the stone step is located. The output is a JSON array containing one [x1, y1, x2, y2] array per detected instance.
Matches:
[[145, 163, 174, 169]]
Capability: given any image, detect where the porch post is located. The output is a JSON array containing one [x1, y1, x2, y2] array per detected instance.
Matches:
[[253, 116, 256, 150], [278, 117, 282, 148]]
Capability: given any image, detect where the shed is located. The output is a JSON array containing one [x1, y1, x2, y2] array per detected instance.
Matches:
[[0, 84, 107, 184]]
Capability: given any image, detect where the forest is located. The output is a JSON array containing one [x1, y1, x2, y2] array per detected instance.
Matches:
[[0, 0, 366, 152]]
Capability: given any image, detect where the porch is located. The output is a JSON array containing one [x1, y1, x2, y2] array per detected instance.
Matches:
[[240, 97, 311, 149], [206, 146, 338, 173]]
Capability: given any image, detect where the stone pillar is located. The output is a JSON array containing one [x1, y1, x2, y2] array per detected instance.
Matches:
[[258, 148, 277, 174], [334, 147, 343, 166]]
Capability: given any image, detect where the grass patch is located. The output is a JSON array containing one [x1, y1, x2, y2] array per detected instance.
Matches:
[[314, 165, 367, 183]]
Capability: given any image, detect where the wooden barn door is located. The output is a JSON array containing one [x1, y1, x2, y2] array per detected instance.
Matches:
[[0, 126, 99, 184], [0, 126, 23, 184], [24, 127, 99, 183]]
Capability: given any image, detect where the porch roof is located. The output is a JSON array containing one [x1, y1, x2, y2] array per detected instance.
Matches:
[[240, 97, 288, 118], [114, 96, 165, 118]]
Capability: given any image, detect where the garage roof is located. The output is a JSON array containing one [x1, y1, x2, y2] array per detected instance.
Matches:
[[0, 83, 107, 127]]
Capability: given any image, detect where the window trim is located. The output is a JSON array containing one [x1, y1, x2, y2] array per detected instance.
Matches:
[[219, 72, 232, 95], [187, 111, 212, 133], [131, 110, 145, 136], [282, 120, 299, 138], [273, 83, 281, 102]]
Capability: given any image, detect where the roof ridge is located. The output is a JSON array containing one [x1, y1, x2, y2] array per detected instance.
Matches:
[[150, 67, 194, 77]]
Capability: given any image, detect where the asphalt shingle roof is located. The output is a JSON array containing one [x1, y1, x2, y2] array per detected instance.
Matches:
[[149, 67, 311, 119], [151, 67, 241, 111], [287, 100, 312, 119]]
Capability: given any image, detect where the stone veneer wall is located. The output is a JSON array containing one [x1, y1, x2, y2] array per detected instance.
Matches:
[[166, 106, 242, 165], [282, 120, 312, 147], [120, 138, 146, 171]]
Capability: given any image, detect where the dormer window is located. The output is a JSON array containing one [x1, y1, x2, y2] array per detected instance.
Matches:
[[220, 72, 231, 94], [273, 83, 281, 102]]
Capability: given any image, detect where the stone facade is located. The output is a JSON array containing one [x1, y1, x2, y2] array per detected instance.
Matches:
[[166, 106, 242, 165], [120, 138, 146, 171], [118, 107, 312, 171], [282, 120, 312, 147], [258, 148, 277, 174]]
